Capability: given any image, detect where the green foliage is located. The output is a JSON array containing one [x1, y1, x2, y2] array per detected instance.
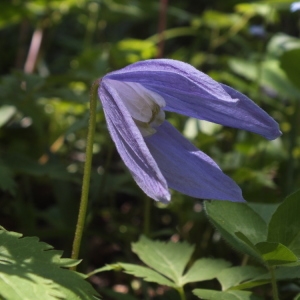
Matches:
[[205, 190, 300, 268], [0, 227, 100, 300], [1, 0, 300, 298], [94, 236, 268, 299], [193, 289, 262, 300], [280, 48, 300, 90]]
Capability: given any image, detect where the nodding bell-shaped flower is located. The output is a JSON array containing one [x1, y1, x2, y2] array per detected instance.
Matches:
[[98, 59, 281, 203]]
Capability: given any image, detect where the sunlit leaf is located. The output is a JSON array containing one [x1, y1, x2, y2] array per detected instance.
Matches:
[[217, 266, 266, 291], [0, 227, 100, 300], [182, 258, 231, 285], [131, 236, 194, 285], [119, 263, 176, 288], [255, 242, 298, 266], [193, 288, 262, 300], [0, 105, 16, 128]]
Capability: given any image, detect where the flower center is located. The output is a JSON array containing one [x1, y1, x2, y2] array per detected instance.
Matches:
[[107, 79, 166, 136]]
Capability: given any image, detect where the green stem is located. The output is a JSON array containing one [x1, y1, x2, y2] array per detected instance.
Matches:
[[177, 287, 186, 300], [269, 266, 279, 300], [286, 100, 299, 194], [71, 79, 100, 269]]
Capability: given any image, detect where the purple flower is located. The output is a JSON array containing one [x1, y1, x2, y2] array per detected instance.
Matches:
[[98, 59, 281, 203]]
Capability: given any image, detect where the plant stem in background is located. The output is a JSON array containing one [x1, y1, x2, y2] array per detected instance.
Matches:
[[71, 79, 100, 268], [157, 0, 168, 58], [286, 100, 299, 194], [269, 266, 279, 300], [24, 27, 43, 74]]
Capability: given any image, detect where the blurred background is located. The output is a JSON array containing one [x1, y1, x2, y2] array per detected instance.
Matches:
[[0, 0, 300, 298]]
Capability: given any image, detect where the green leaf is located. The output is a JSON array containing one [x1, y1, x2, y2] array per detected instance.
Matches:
[[0, 161, 16, 195], [294, 293, 300, 300], [255, 242, 298, 266], [202, 10, 239, 29], [235, 3, 277, 19], [235, 233, 298, 266], [181, 258, 231, 285], [111, 39, 157, 67], [0, 105, 16, 127], [205, 201, 267, 260], [193, 289, 262, 300], [229, 58, 300, 99], [118, 263, 176, 288], [217, 266, 266, 291], [242, 265, 300, 287], [267, 33, 300, 58], [131, 236, 194, 286], [0, 227, 100, 300], [268, 190, 300, 256], [280, 48, 300, 88], [94, 239, 234, 290], [247, 203, 280, 224]]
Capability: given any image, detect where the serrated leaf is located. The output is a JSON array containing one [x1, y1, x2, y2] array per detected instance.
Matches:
[[193, 289, 262, 300], [205, 201, 267, 260], [268, 190, 300, 257], [181, 258, 231, 285], [131, 236, 194, 286], [119, 263, 176, 288], [217, 266, 266, 291], [0, 227, 100, 300], [89, 262, 176, 287]]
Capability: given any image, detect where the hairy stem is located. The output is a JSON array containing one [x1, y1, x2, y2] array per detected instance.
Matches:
[[269, 266, 279, 300], [71, 79, 100, 268]]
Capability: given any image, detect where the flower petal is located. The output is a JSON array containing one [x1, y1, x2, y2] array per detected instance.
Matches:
[[105, 59, 281, 140], [145, 121, 245, 202], [99, 80, 170, 203]]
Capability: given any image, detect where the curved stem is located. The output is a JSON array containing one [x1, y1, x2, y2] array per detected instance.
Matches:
[[71, 79, 101, 269], [269, 266, 279, 300]]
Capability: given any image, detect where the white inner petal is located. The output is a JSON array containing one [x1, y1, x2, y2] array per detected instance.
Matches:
[[107, 79, 165, 122], [107, 79, 166, 136]]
